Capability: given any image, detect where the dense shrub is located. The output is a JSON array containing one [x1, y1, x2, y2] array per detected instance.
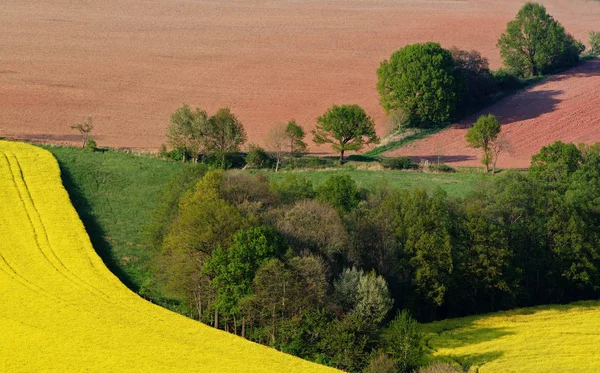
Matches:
[[271, 174, 316, 203], [380, 156, 416, 170], [428, 163, 455, 173], [245, 144, 275, 169], [316, 174, 362, 212], [492, 68, 523, 91], [84, 139, 97, 152]]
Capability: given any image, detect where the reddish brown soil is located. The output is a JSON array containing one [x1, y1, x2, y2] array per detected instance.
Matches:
[[387, 57, 600, 168], [0, 0, 598, 152]]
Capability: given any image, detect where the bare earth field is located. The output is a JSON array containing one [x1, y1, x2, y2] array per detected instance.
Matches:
[[0, 0, 599, 153], [388, 57, 600, 168]]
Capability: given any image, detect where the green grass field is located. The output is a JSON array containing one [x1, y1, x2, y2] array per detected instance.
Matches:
[[422, 301, 600, 372], [263, 169, 483, 198]]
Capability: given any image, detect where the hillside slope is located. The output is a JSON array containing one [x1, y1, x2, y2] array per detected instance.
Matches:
[[0, 141, 338, 372], [423, 301, 600, 372], [387, 58, 600, 168]]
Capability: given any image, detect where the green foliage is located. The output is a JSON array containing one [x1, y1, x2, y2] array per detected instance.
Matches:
[[84, 138, 97, 152], [491, 68, 524, 91], [313, 104, 379, 164], [530, 141, 582, 191], [497, 3, 585, 77], [145, 164, 208, 251], [321, 312, 379, 372], [377, 42, 461, 127], [383, 310, 423, 373], [316, 174, 362, 212], [285, 120, 308, 155], [165, 105, 247, 166], [204, 107, 248, 166], [271, 174, 316, 204], [166, 105, 207, 162], [245, 144, 275, 169], [379, 156, 417, 170], [590, 31, 600, 54], [204, 226, 287, 318], [465, 114, 501, 173], [333, 267, 393, 324]]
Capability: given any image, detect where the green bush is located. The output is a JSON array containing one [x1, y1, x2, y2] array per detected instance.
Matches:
[[380, 157, 416, 170], [316, 174, 361, 212], [245, 144, 275, 169], [271, 174, 316, 203], [429, 163, 455, 173], [590, 31, 600, 54], [84, 139, 97, 152], [492, 68, 523, 91]]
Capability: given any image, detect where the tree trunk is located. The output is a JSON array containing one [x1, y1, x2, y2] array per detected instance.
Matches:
[[275, 157, 280, 172], [242, 317, 246, 338], [339, 149, 345, 165], [233, 316, 237, 335], [214, 309, 219, 329]]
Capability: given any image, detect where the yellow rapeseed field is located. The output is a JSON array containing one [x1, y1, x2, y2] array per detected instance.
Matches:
[[422, 301, 600, 373], [0, 141, 340, 372]]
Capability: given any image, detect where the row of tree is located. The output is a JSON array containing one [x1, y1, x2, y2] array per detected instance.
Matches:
[[145, 140, 600, 372], [165, 103, 380, 166]]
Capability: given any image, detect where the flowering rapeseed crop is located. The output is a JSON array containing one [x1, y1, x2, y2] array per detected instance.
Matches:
[[0, 141, 340, 372], [422, 301, 600, 372]]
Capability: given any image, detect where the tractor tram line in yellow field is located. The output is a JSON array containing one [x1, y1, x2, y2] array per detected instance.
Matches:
[[0, 141, 340, 372]]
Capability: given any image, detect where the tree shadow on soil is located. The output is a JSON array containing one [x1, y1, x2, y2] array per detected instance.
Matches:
[[56, 160, 139, 292], [455, 89, 563, 129]]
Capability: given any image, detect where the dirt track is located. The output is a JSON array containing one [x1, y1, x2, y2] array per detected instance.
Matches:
[[0, 0, 598, 152], [387, 58, 600, 168]]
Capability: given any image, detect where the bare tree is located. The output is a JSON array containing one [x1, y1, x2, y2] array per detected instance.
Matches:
[[491, 133, 512, 174], [266, 123, 287, 172], [71, 118, 94, 149]]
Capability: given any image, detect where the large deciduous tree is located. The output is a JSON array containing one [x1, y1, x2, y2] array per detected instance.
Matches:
[[497, 2, 584, 77], [466, 114, 502, 173], [377, 42, 461, 127], [313, 104, 378, 165]]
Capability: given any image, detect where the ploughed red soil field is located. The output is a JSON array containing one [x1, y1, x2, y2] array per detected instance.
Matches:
[[0, 0, 599, 151], [387, 57, 600, 169]]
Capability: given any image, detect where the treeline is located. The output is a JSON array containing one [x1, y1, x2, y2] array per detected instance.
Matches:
[[145, 140, 600, 372]]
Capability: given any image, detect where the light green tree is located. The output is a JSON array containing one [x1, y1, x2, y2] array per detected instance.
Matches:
[[466, 114, 502, 173]]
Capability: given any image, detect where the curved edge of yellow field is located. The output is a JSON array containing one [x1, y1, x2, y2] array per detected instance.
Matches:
[[0, 140, 341, 373], [422, 301, 600, 373]]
